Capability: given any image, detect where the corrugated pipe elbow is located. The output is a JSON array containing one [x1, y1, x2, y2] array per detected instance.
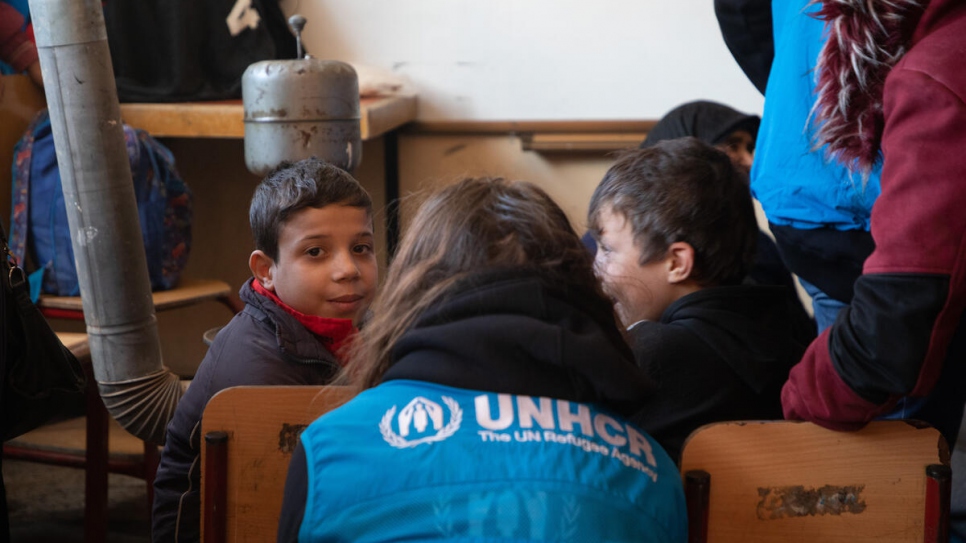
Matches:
[[98, 369, 186, 445]]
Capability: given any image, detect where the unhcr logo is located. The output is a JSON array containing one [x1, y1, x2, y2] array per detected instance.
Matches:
[[381, 396, 463, 448], [474, 394, 659, 480]]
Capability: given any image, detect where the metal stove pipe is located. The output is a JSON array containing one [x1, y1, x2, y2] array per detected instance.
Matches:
[[29, 0, 183, 445]]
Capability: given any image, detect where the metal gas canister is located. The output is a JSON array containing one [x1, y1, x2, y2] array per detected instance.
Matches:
[[242, 15, 361, 175]]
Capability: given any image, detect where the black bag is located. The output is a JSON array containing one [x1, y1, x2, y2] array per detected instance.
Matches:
[[104, 0, 299, 102], [1, 221, 86, 442]]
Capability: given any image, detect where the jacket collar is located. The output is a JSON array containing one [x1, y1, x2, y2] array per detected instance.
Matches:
[[239, 278, 341, 367]]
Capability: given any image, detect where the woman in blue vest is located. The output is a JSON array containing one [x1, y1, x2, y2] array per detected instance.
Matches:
[[277, 177, 687, 542]]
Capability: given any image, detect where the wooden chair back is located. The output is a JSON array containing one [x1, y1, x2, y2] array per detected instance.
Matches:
[[679, 420, 950, 543], [200, 385, 356, 543]]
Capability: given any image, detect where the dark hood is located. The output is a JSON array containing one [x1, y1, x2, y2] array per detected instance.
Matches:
[[659, 285, 811, 394], [641, 100, 760, 148], [382, 270, 655, 416]]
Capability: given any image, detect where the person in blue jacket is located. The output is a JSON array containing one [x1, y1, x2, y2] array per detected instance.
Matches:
[[715, 0, 880, 333], [277, 177, 687, 542]]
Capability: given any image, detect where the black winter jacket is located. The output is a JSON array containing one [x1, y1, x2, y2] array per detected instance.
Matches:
[[629, 285, 812, 461], [152, 279, 341, 543]]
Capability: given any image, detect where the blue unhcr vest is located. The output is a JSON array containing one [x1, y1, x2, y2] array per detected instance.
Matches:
[[298, 380, 687, 542]]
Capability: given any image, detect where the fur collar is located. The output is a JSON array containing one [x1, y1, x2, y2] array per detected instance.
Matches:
[[810, 0, 926, 172]]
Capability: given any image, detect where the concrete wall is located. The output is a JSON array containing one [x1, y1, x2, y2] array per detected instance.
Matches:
[[276, 0, 763, 120]]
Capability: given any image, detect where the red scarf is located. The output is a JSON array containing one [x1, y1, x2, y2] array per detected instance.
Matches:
[[252, 280, 357, 364]]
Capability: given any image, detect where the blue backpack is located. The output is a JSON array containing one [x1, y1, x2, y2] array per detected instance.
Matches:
[[9, 109, 192, 298]]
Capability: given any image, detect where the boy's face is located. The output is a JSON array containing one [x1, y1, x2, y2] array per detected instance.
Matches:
[[259, 204, 377, 323], [594, 206, 676, 328]]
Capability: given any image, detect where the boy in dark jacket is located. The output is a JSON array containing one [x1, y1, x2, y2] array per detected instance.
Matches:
[[639, 100, 805, 302], [151, 157, 378, 542], [588, 138, 812, 461]]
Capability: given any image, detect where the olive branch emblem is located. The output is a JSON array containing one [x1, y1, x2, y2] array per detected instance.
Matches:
[[380, 396, 462, 448]]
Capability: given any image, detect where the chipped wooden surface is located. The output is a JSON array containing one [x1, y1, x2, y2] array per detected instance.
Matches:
[[756, 484, 867, 519], [200, 386, 355, 542], [679, 420, 948, 542]]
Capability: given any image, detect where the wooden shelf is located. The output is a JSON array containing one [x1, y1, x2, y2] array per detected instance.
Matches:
[[119, 94, 417, 141], [521, 132, 647, 152], [39, 278, 232, 313], [406, 119, 656, 153]]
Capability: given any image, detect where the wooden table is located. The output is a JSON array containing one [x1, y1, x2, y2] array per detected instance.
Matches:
[[119, 95, 416, 141], [119, 95, 417, 253]]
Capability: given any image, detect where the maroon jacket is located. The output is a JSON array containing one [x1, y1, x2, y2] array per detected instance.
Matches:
[[782, 0, 966, 429]]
